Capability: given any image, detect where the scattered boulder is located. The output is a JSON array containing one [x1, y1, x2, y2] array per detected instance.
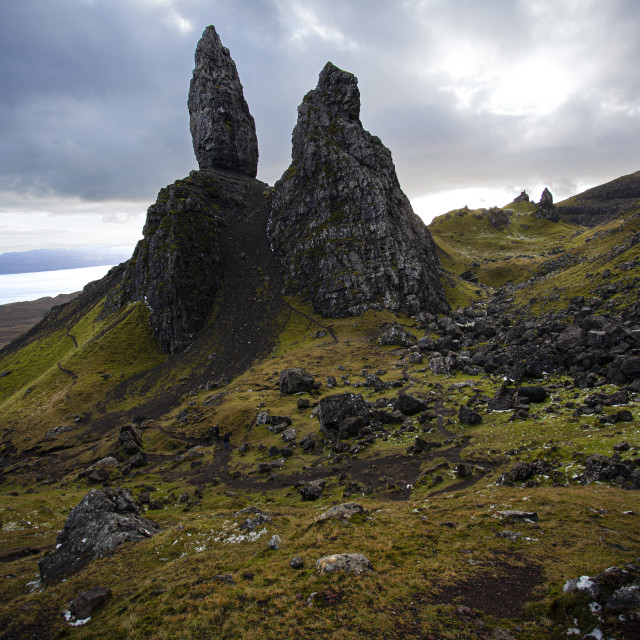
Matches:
[[496, 510, 539, 522], [39, 488, 161, 582], [317, 393, 368, 440], [378, 323, 417, 347], [279, 368, 315, 395], [395, 392, 428, 415], [267, 535, 281, 551], [517, 385, 548, 403], [316, 553, 373, 576], [316, 503, 367, 522], [290, 555, 304, 569], [579, 454, 640, 488], [459, 405, 482, 425], [69, 586, 112, 621], [298, 479, 326, 501]]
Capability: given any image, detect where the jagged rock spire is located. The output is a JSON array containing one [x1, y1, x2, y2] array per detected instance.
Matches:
[[535, 187, 559, 222], [268, 62, 448, 318], [188, 25, 258, 177]]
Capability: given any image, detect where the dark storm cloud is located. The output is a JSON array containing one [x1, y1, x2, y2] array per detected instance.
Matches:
[[0, 0, 639, 217]]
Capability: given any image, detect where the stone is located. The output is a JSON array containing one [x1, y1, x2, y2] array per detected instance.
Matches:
[[281, 428, 297, 443], [517, 386, 548, 403], [290, 555, 304, 569], [317, 393, 368, 440], [580, 454, 640, 488], [316, 503, 367, 522], [496, 510, 539, 521], [297, 398, 311, 409], [395, 392, 428, 415], [267, 535, 281, 550], [188, 26, 258, 176], [279, 368, 315, 394], [378, 323, 418, 347], [316, 553, 373, 576], [456, 463, 473, 479], [298, 479, 325, 501], [39, 488, 160, 582], [267, 62, 448, 318], [459, 405, 482, 425], [557, 325, 583, 352], [69, 586, 112, 621]]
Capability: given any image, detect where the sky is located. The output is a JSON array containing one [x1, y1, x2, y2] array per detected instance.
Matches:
[[1, 0, 639, 253]]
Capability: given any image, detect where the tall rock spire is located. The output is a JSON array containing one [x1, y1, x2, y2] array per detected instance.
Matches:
[[188, 25, 258, 177], [268, 62, 449, 318]]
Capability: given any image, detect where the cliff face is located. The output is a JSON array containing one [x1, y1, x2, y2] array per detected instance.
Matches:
[[558, 170, 640, 226], [188, 25, 258, 177], [267, 62, 448, 318]]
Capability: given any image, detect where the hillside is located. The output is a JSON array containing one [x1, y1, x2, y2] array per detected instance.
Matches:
[[1, 25, 640, 640], [0, 293, 78, 348]]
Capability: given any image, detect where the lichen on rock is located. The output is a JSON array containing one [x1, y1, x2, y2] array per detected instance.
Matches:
[[267, 62, 449, 318]]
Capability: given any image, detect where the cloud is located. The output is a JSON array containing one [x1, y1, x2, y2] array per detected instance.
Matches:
[[0, 0, 639, 251]]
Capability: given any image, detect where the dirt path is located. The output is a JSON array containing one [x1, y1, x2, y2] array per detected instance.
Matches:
[[281, 299, 338, 343]]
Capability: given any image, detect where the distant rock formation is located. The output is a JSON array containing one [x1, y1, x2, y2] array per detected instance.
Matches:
[[188, 25, 258, 177], [535, 187, 559, 222], [513, 191, 529, 203], [557, 169, 640, 226], [268, 62, 448, 318]]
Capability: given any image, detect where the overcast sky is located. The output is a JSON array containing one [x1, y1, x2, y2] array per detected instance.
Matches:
[[1, 0, 639, 253]]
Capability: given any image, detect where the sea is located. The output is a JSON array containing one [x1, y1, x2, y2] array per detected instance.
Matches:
[[0, 265, 117, 305]]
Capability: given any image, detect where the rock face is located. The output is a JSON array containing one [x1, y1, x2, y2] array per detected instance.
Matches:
[[38, 488, 160, 582], [279, 368, 315, 395], [535, 187, 559, 222], [102, 170, 264, 353], [188, 26, 258, 176], [268, 62, 448, 318], [557, 169, 640, 226]]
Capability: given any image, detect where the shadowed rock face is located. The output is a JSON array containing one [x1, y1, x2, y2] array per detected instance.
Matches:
[[268, 62, 448, 318], [535, 187, 559, 222], [188, 25, 258, 177]]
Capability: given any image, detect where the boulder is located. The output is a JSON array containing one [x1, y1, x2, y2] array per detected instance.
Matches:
[[69, 586, 112, 621], [316, 503, 367, 522], [316, 553, 373, 576], [267, 535, 281, 551], [298, 479, 326, 501], [317, 393, 368, 440], [188, 26, 258, 176], [394, 392, 428, 415], [378, 323, 417, 347], [580, 454, 640, 488], [39, 488, 160, 582], [517, 386, 548, 403], [279, 368, 315, 395], [557, 325, 584, 352], [458, 405, 482, 425], [290, 555, 304, 569]]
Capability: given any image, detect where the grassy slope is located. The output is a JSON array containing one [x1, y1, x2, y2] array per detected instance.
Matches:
[[1, 297, 639, 638]]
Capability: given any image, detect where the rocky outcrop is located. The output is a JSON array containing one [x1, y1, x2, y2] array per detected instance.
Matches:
[[534, 187, 559, 222], [513, 191, 530, 203], [102, 171, 233, 352], [267, 62, 448, 318], [39, 488, 160, 582], [188, 26, 258, 176]]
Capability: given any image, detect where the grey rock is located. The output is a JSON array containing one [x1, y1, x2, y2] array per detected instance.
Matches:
[[281, 428, 297, 443], [517, 386, 548, 403], [298, 479, 326, 501], [267, 62, 448, 318], [580, 454, 640, 488], [279, 368, 315, 394], [317, 393, 368, 440], [459, 405, 482, 425], [378, 323, 417, 347], [188, 26, 258, 176], [39, 488, 160, 582], [267, 535, 281, 550], [316, 553, 373, 576], [69, 586, 111, 621], [316, 503, 367, 522], [496, 510, 539, 521], [395, 391, 427, 415], [290, 555, 304, 569], [534, 187, 559, 222]]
